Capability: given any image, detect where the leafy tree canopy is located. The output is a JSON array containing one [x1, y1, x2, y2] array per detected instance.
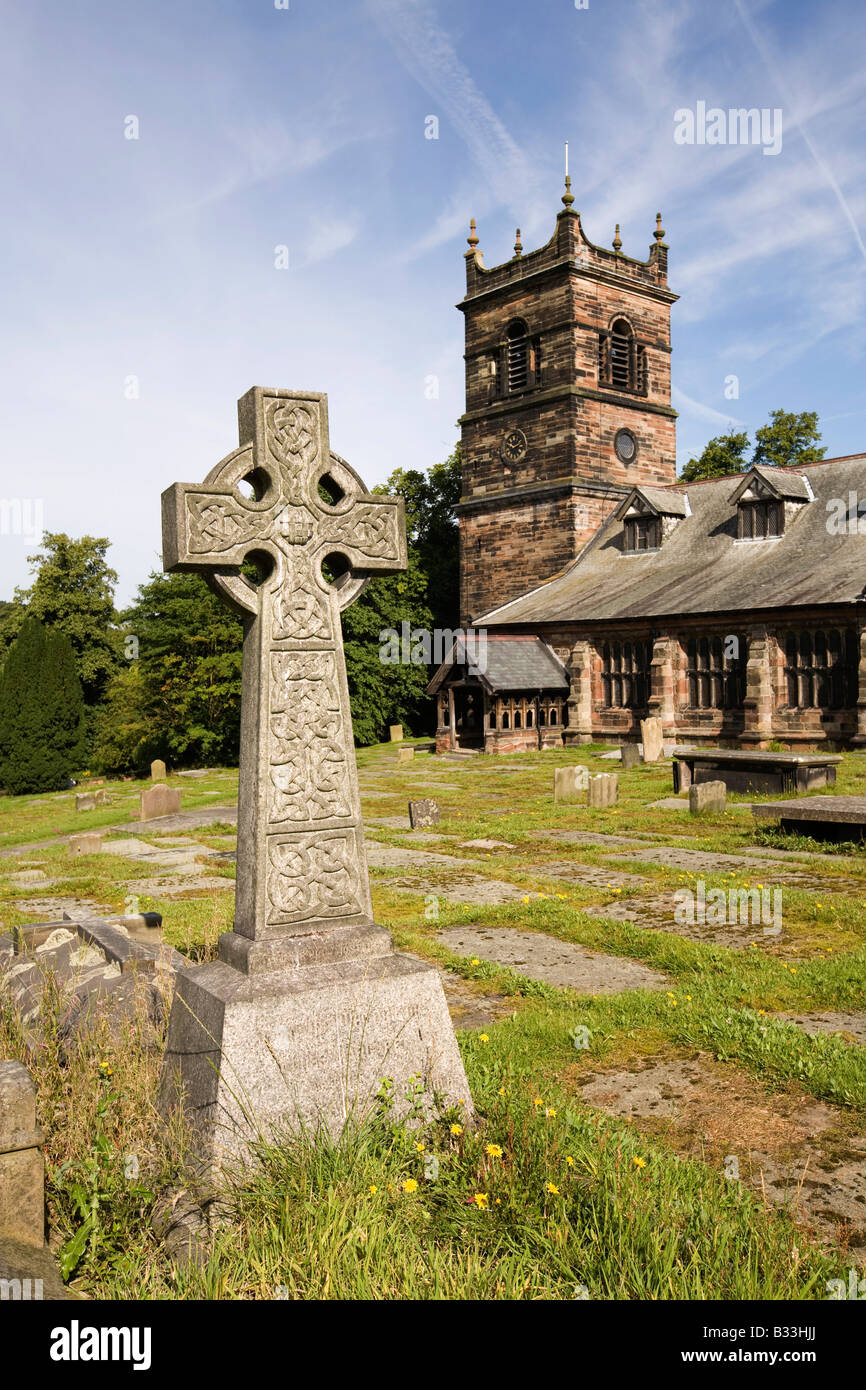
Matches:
[[679, 411, 826, 484], [6, 533, 120, 704]]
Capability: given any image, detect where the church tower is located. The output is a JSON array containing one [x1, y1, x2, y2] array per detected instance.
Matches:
[[457, 177, 678, 624]]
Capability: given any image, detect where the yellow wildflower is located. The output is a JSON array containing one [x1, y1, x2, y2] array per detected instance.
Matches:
[[450, 1123, 463, 1136], [485, 1144, 503, 1159], [473, 1193, 489, 1209], [546, 1182, 559, 1195], [402, 1178, 419, 1194]]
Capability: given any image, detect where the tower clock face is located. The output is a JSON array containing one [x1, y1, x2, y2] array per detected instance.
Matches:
[[500, 428, 527, 464]]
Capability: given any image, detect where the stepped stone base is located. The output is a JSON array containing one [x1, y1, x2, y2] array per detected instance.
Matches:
[[158, 929, 472, 1165]]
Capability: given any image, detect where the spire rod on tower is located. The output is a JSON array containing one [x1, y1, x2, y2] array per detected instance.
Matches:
[[562, 141, 575, 209]]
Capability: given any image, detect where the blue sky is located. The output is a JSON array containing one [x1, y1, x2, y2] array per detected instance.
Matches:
[[1, 0, 864, 604]]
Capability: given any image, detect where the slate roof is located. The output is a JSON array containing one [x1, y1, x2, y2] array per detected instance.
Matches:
[[427, 634, 569, 694], [480, 456, 866, 627], [619, 486, 689, 517]]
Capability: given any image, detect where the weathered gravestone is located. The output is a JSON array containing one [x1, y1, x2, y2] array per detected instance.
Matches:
[[409, 798, 439, 830], [157, 388, 472, 1162], [151, 759, 167, 780], [554, 765, 589, 802], [689, 780, 727, 816], [75, 790, 110, 812], [389, 725, 403, 742], [68, 832, 103, 856], [397, 746, 414, 764], [140, 783, 182, 821], [620, 743, 641, 770], [0, 1062, 44, 1249], [588, 772, 618, 808], [640, 717, 664, 763]]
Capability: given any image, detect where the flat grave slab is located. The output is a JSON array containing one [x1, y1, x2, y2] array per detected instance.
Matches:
[[583, 892, 787, 949], [388, 874, 546, 907], [530, 861, 648, 890], [438, 969, 518, 1031], [365, 842, 477, 871], [603, 845, 862, 889], [438, 926, 667, 994], [776, 1011, 866, 1046], [752, 795, 866, 842], [532, 830, 650, 848], [577, 1057, 866, 1256]]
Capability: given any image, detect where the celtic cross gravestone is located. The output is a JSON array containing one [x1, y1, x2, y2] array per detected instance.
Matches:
[[158, 388, 471, 1161]]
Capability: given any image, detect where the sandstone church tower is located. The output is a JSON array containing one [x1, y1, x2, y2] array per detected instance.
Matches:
[[457, 176, 679, 624]]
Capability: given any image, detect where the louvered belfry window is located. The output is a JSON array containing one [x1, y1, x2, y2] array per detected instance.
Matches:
[[506, 321, 528, 392], [609, 319, 633, 390], [599, 318, 647, 395]]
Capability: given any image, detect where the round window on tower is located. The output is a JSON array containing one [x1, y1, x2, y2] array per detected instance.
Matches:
[[614, 428, 638, 464]]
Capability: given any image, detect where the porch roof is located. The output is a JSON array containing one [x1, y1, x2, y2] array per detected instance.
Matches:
[[427, 634, 569, 695]]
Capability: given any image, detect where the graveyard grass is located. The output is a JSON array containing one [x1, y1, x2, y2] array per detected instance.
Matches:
[[2, 746, 866, 1299]]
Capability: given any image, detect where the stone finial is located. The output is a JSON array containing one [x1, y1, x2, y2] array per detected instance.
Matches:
[[513, 227, 523, 258], [612, 224, 622, 252], [561, 174, 575, 209], [466, 218, 479, 251], [654, 212, 665, 243]]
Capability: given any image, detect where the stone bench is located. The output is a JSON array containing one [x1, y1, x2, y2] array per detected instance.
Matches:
[[671, 747, 841, 796], [752, 796, 866, 842]]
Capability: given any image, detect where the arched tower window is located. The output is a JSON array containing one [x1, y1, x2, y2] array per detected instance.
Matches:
[[609, 318, 634, 391], [505, 320, 529, 392], [598, 318, 647, 394]]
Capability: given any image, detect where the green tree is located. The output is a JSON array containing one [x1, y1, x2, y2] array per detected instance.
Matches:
[[679, 430, 751, 483], [377, 448, 461, 633], [339, 446, 460, 743], [93, 570, 244, 775], [11, 534, 120, 704], [341, 552, 434, 746], [752, 409, 826, 470], [0, 616, 86, 793]]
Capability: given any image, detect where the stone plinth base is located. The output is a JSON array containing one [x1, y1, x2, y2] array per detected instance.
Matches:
[[158, 939, 472, 1165]]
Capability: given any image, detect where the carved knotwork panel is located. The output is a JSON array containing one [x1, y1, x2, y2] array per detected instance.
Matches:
[[266, 830, 362, 925], [268, 651, 351, 824]]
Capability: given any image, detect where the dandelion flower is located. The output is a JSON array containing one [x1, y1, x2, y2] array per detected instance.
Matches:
[[479, 1033, 490, 1044], [414, 1142, 425, 1152], [633, 1156, 646, 1169], [402, 1178, 419, 1194], [533, 1097, 543, 1108], [369, 1184, 378, 1194], [546, 1182, 559, 1195], [473, 1193, 489, 1209], [485, 1143, 503, 1159], [450, 1123, 463, 1136], [545, 1107, 557, 1118]]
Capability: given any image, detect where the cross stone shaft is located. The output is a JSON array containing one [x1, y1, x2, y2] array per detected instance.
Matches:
[[161, 388, 406, 956]]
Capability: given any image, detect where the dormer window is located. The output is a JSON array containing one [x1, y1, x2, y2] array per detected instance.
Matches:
[[730, 466, 811, 541], [738, 497, 782, 541], [618, 486, 686, 553], [624, 515, 660, 551]]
